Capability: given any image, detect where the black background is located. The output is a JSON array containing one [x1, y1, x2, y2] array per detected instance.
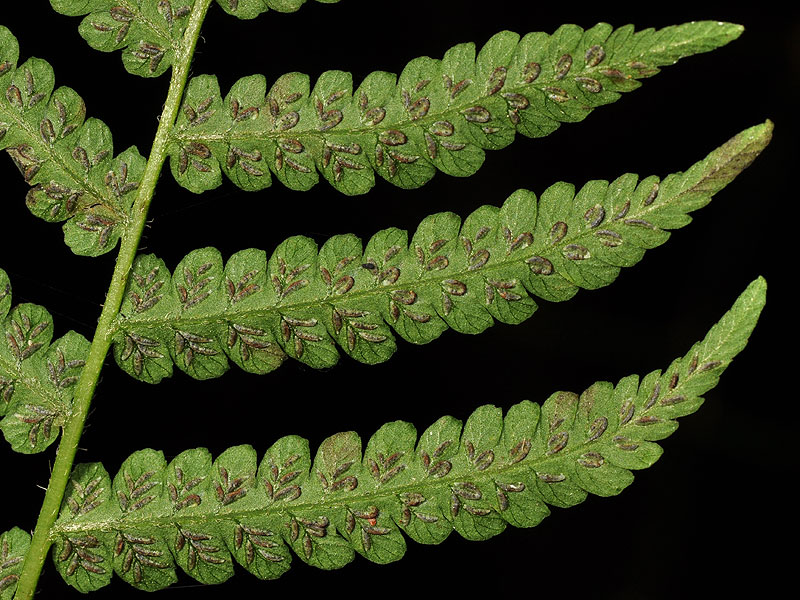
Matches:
[[1, 1, 796, 598]]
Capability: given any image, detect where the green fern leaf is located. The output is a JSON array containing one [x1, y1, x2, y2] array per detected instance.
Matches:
[[51, 277, 765, 592], [215, 0, 340, 20], [0, 527, 30, 599], [0, 26, 145, 256], [48, 0, 341, 76], [167, 21, 744, 195], [112, 122, 770, 382], [0, 268, 91, 453], [49, 0, 198, 78]]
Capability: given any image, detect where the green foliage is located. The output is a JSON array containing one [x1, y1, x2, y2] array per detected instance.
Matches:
[[48, 277, 765, 592], [48, 0, 340, 77], [48, 0, 199, 78], [0, 26, 144, 256], [0, 268, 90, 453], [167, 21, 743, 195], [215, 0, 340, 20], [0, 3, 775, 597], [0, 528, 29, 599], [112, 122, 771, 382]]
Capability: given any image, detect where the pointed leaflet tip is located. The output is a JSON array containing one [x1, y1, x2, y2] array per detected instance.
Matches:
[[713, 21, 745, 42], [700, 119, 773, 191], [731, 23, 746, 38], [644, 21, 745, 65], [663, 276, 767, 411], [696, 276, 767, 368], [728, 119, 773, 154], [714, 119, 773, 162], [656, 121, 772, 219], [692, 21, 746, 46]]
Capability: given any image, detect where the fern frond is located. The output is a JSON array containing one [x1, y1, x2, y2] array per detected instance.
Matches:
[[50, 277, 766, 592], [0, 268, 91, 453], [0, 527, 29, 599], [0, 26, 144, 256], [111, 122, 771, 383], [215, 0, 341, 20], [167, 21, 743, 195]]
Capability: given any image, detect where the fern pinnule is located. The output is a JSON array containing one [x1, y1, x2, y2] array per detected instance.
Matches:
[[0, 26, 145, 257], [0, 527, 29, 597], [0, 268, 90, 453]]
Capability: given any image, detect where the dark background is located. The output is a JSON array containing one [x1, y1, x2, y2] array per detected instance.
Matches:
[[1, 1, 795, 598]]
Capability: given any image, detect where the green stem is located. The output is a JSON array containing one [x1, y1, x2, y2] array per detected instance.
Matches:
[[13, 2, 214, 598]]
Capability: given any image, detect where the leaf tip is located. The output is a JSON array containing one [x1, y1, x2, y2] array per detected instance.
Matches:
[[743, 275, 767, 311], [748, 119, 774, 145], [732, 119, 773, 150], [715, 275, 767, 356], [703, 21, 745, 43], [703, 121, 774, 188], [724, 22, 745, 38]]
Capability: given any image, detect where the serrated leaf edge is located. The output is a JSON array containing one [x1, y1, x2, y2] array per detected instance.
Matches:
[[50, 277, 766, 591]]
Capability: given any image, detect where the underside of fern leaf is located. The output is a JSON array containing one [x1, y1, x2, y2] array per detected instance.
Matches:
[[166, 21, 743, 195], [0, 268, 90, 454], [48, 1, 341, 78], [213, 0, 341, 21], [0, 26, 143, 256], [45, 277, 765, 593], [111, 122, 771, 382], [0, 527, 29, 597]]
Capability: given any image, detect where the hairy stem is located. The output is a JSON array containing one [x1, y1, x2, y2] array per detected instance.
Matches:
[[13, 2, 214, 598]]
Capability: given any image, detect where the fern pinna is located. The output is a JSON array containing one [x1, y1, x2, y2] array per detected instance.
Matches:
[[0, 2, 773, 599], [43, 278, 765, 592], [111, 122, 770, 382]]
